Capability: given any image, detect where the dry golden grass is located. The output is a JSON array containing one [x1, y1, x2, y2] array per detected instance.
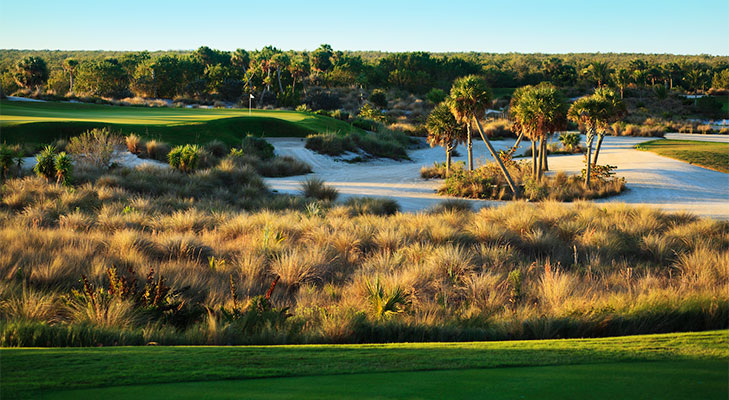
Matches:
[[1, 172, 727, 344]]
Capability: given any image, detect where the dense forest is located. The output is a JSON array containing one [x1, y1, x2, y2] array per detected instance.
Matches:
[[2, 46, 728, 108]]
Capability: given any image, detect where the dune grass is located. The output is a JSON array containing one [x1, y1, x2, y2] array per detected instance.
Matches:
[[635, 139, 729, 173], [1, 330, 726, 399], [0, 100, 358, 146]]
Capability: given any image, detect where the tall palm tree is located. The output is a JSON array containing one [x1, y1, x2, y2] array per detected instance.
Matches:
[[611, 68, 631, 99], [426, 102, 466, 176], [590, 88, 626, 166], [271, 53, 290, 94], [231, 49, 251, 92], [62, 58, 78, 95], [568, 97, 600, 186], [447, 75, 519, 197], [511, 83, 567, 181]]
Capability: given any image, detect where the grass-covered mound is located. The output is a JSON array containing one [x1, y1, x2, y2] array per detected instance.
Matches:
[[636, 139, 729, 173], [0, 100, 358, 146], [1, 160, 726, 347], [1, 331, 726, 399], [305, 128, 413, 160]]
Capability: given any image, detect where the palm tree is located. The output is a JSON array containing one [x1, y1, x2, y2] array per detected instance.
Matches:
[[62, 58, 78, 95], [426, 102, 466, 176], [231, 49, 251, 93], [447, 75, 519, 197], [271, 53, 290, 94], [582, 61, 613, 88], [611, 68, 631, 99], [590, 88, 626, 166], [511, 83, 567, 181], [568, 88, 626, 186], [568, 97, 600, 186]]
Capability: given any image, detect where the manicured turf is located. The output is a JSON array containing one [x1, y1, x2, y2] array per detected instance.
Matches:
[[37, 361, 728, 400], [636, 139, 729, 173], [0, 100, 357, 145], [2, 330, 726, 399]]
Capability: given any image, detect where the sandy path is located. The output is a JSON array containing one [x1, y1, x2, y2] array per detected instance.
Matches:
[[266, 135, 729, 219]]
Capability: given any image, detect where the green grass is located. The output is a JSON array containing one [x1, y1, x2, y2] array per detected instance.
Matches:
[[0, 100, 357, 146], [636, 139, 729, 173], [37, 361, 728, 400], [2, 330, 726, 399]]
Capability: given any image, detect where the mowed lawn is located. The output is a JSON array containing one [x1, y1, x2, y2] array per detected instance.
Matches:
[[0, 100, 357, 145], [2, 330, 727, 399], [636, 139, 729, 173]]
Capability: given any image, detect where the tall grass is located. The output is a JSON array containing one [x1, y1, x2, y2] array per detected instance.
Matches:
[[1, 169, 727, 346]]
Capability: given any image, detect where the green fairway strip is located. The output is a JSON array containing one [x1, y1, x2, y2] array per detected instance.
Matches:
[[0, 100, 357, 145], [2, 330, 726, 399], [636, 139, 729, 173], [37, 360, 729, 400]]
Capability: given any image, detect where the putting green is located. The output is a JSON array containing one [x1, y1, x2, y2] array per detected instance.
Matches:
[[37, 361, 729, 400], [0, 100, 357, 145]]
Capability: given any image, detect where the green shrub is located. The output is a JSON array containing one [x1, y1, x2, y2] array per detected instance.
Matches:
[[238, 135, 275, 160], [33, 145, 57, 180], [168, 144, 201, 173], [559, 132, 581, 151], [352, 118, 380, 131], [426, 88, 447, 104], [205, 140, 228, 158], [369, 89, 388, 109]]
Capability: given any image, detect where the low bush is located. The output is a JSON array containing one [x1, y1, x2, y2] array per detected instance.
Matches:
[[305, 130, 410, 160], [67, 128, 122, 168], [0, 144, 24, 181], [300, 177, 339, 201], [237, 135, 275, 160], [344, 197, 400, 216], [145, 140, 171, 162], [421, 161, 466, 179], [125, 134, 144, 155], [439, 160, 625, 201]]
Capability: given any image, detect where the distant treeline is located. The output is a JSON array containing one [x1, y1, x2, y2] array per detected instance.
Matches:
[[2, 45, 728, 105]]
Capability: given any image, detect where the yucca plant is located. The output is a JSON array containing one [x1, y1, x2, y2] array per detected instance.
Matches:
[[54, 152, 73, 186], [168, 144, 201, 173], [33, 145, 57, 180], [365, 277, 409, 320]]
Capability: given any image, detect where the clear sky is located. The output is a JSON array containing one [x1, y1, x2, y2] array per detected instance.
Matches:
[[1, 0, 727, 55]]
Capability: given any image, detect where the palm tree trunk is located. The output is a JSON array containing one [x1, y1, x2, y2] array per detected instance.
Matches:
[[277, 66, 284, 93], [531, 139, 537, 179], [508, 130, 524, 155], [537, 137, 544, 181], [446, 146, 452, 177], [585, 131, 595, 187], [473, 117, 519, 198], [542, 137, 549, 171], [467, 124, 473, 171], [620, 86, 623, 99], [69, 72, 74, 95], [592, 132, 605, 166]]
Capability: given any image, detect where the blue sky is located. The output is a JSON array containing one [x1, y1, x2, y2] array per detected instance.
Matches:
[[0, 0, 727, 54]]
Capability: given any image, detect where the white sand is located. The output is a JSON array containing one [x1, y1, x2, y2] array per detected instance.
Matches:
[[265, 134, 729, 219]]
